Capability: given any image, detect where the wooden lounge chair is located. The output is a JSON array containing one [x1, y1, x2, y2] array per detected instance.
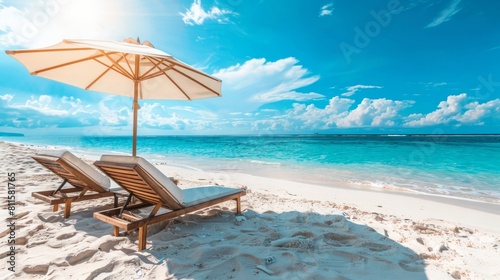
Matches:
[[32, 150, 120, 218], [93, 155, 246, 251]]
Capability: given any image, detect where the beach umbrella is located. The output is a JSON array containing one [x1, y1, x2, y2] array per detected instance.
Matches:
[[5, 38, 221, 156]]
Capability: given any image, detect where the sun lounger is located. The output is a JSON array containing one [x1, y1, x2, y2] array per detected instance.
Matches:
[[32, 150, 121, 218], [93, 155, 246, 251]]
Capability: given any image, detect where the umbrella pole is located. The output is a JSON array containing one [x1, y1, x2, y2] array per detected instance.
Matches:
[[132, 81, 138, 157], [132, 54, 140, 157]]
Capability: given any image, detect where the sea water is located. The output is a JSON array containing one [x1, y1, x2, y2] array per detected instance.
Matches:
[[3, 134, 499, 203]]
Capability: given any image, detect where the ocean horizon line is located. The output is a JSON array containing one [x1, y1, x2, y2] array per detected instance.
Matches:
[[3, 133, 500, 138]]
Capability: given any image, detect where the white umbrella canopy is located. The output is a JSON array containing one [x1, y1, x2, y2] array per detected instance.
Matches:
[[6, 38, 221, 155]]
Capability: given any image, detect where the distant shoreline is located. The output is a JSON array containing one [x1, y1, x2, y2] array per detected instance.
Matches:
[[0, 132, 24, 137], [2, 133, 499, 138]]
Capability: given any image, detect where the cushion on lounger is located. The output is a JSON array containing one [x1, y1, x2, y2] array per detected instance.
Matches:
[[182, 186, 242, 207], [99, 155, 184, 205], [37, 150, 110, 192]]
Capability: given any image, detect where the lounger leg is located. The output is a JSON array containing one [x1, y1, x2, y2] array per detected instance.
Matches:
[[53, 204, 59, 212], [113, 194, 118, 208], [235, 197, 241, 214], [138, 226, 147, 251], [64, 201, 71, 218], [113, 226, 120, 237]]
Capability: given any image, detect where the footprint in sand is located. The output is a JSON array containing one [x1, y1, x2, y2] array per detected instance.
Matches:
[[15, 236, 29, 245], [0, 228, 10, 239], [22, 264, 49, 275], [26, 240, 48, 248], [85, 262, 116, 279], [398, 259, 425, 272], [12, 211, 30, 220], [322, 232, 357, 246], [48, 233, 83, 248], [316, 250, 368, 269], [236, 253, 261, 270], [37, 213, 64, 223], [56, 232, 78, 240], [66, 249, 98, 265], [363, 242, 394, 252], [98, 238, 126, 252]]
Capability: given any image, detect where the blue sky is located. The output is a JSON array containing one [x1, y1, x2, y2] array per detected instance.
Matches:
[[0, 0, 499, 136]]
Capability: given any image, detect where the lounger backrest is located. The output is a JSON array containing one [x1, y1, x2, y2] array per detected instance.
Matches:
[[33, 150, 110, 192], [95, 155, 184, 210]]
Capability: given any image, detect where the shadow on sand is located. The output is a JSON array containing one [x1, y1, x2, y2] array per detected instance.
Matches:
[[57, 200, 429, 280]]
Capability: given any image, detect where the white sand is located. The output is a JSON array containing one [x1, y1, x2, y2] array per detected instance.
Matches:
[[0, 141, 499, 279]]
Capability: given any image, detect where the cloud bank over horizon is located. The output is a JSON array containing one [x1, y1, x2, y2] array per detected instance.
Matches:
[[1, 0, 499, 135]]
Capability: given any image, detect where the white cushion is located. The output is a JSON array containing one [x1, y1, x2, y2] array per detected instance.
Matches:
[[37, 150, 110, 191], [99, 155, 184, 205], [182, 186, 242, 207]]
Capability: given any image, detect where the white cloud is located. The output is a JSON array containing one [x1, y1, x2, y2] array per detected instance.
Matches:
[[0, 94, 14, 102], [404, 93, 500, 126], [341, 85, 382, 97], [426, 0, 462, 28], [98, 99, 129, 126], [337, 98, 411, 127], [180, 0, 235, 25], [431, 82, 448, 87], [405, 93, 466, 126], [215, 58, 301, 88], [459, 100, 500, 123], [0, 5, 30, 46], [61, 96, 80, 107], [287, 96, 354, 129], [168, 105, 218, 119], [133, 102, 220, 131], [213, 57, 323, 103], [138, 103, 184, 129], [253, 91, 323, 103], [0, 94, 101, 128], [17, 95, 68, 116], [284, 96, 411, 130], [0, 91, 222, 132], [218, 96, 412, 132], [320, 3, 333, 17]]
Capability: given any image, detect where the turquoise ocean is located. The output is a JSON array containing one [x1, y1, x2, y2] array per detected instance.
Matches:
[[3, 134, 499, 204]]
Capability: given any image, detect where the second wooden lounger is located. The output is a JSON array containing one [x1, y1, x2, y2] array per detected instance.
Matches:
[[32, 150, 120, 218], [93, 155, 246, 251]]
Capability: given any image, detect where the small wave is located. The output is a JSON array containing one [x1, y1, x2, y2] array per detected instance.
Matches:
[[249, 160, 282, 166], [163, 162, 204, 172], [349, 177, 500, 204], [106, 150, 129, 155]]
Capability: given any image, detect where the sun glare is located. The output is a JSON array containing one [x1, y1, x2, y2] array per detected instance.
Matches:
[[27, 0, 131, 47]]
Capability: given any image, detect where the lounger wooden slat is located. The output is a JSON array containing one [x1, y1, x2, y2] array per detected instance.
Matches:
[[115, 179, 152, 190], [103, 172, 145, 184], [31, 151, 123, 218], [93, 155, 246, 251]]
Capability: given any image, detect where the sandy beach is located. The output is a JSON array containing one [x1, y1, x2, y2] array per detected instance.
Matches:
[[1, 140, 499, 280]]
